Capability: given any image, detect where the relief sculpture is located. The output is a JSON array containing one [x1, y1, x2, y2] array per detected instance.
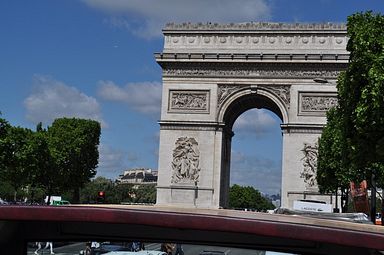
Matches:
[[218, 84, 290, 109], [301, 95, 338, 112], [171, 137, 200, 184], [300, 143, 318, 189], [164, 66, 341, 79], [263, 85, 291, 108], [169, 91, 208, 112], [217, 85, 241, 107]]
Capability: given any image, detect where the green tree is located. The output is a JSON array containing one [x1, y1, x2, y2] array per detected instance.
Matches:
[[47, 117, 101, 202], [317, 108, 348, 193], [0, 125, 33, 200], [26, 127, 57, 203], [133, 184, 156, 204], [0, 115, 11, 181], [317, 12, 384, 219], [228, 184, 275, 211], [0, 117, 51, 202], [0, 180, 15, 201], [80, 176, 115, 203], [111, 183, 135, 203], [338, 12, 384, 181], [318, 12, 384, 189], [0, 113, 10, 139]]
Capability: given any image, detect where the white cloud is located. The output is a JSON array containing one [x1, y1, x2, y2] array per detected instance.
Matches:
[[97, 144, 125, 178], [231, 150, 281, 195], [24, 75, 106, 127], [82, 0, 271, 38], [233, 109, 278, 138], [97, 80, 162, 119]]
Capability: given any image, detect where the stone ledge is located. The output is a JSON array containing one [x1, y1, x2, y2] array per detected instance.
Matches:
[[164, 22, 347, 31], [281, 123, 325, 134], [157, 185, 214, 191], [156, 52, 349, 62]]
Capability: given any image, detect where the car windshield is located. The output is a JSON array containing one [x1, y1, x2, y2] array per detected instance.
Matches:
[[27, 241, 297, 255]]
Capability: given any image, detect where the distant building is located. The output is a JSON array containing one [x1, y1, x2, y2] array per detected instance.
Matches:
[[116, 168, 158, 185]]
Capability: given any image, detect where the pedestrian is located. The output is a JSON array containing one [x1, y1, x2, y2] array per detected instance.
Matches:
[[34, 242, 54, 254], [175, 243, 184, 255]]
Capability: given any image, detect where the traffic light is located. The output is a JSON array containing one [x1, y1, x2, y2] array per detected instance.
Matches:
[[97, 191, 105, 203]]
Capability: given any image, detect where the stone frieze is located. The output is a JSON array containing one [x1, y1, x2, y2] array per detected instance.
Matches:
[[164, 67, 341, 79], [299, 92, 338, 116], [169, 90, 209, 113]]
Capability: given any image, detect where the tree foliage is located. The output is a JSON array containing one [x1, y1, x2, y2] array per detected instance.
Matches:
[[317, 108, 346, 193], [0, 115, 101, 203], [0, 126, 33, 200], [228, 184, 275, 211], [47, 118, 101, 202], [317, 11, 384, 191], [80, 177, 156, 204]]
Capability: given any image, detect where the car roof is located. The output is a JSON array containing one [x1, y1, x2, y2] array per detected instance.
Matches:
[[0, 204, 383, 255]]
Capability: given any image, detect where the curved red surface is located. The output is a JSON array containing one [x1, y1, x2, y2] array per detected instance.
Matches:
[[0, 205, 383, 251]]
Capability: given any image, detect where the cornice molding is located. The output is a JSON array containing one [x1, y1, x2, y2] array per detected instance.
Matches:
[[159, 121, 224, 131], [161, 23, 348, 55], [281, 123, 325, 134], [164, 22, 347, 32]]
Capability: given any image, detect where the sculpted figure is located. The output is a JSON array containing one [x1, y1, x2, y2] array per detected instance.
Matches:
[[172, 137, 200, 183], [300, 143, 318, 188]]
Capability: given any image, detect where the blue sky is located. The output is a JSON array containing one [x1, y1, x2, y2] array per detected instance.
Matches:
[[1, 1, 383, 195]]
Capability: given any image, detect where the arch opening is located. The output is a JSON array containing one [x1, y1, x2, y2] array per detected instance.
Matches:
[[223, 93, 284, 129], [219, 93, 284, 209]]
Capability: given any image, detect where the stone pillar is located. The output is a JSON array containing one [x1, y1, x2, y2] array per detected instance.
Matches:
[[156, 123, 224, 208], [281, 126, 322, 208]]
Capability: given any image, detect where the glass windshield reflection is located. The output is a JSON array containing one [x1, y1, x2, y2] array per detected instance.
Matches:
[[27, 241, 297, 255]]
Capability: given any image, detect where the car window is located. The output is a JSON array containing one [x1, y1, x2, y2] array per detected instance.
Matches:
[[27, 241, 298, 255]]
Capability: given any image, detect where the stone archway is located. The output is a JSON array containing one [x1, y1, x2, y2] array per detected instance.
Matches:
[[155, 22, 348, 209], [217, 86, 288, 207]]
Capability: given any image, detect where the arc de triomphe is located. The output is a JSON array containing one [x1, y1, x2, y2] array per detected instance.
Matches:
[[154, 22, 348, 209]]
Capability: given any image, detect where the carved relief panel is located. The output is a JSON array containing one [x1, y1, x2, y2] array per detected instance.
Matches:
[[298, 92, 338, 116], [168, 90, 210, 113], [300, 142, 318, 190], [217, 85, 244, 107], [171, 137, 200, 184]]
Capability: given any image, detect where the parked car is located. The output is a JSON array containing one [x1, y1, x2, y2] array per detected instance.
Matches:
[[0, 204, 383, 254]]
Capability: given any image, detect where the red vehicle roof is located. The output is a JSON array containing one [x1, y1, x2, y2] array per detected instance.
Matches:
[[0, 204, 383, 254]]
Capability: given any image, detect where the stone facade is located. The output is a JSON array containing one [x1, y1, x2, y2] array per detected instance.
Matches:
[[117, 168, 158, 185], [155, 22, 348, 209]]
